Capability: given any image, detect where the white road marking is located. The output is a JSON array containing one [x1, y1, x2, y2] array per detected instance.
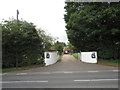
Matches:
[[88, 71, 99, 73], [74, 80, 90, 82], [3, 70, 118, 76], [1, 80, 48, 83], [33, 72, 55, 74], [74, 79, 119, 82], [0, 73, 7, 75], [52, 71, 64, 74], [113, 70, 119, 72], [40, 72, 50, 74], [91, 79, 119, 81], [16, 73, 27, 75], [64, 72, 73, 74]]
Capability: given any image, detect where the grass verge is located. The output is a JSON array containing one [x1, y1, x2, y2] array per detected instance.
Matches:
[[2, 64, 44, 73], [72, 53, 78, 59], [97, 59, 120, 67], [2, 55, 62, 73], [57, 55, 63, 62]]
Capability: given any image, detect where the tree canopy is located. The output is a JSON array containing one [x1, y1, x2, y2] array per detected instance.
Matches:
[[64, 2, 120, 59], [2, 19, 54, 68], [67, 42, 77, 52], [54, 41, 66, 54]]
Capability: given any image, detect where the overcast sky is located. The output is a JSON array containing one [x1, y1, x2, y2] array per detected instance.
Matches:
[[0, 0, 68, 43]]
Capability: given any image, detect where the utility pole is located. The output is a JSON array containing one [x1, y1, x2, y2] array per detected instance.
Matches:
[[17, 9, 19, 22], [108, 2, 111, 8], [16, 9, 19, 67]]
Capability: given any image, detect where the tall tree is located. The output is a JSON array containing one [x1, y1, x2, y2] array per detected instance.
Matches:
[[37, 29, 54, 51], [64, 2, 120, 59], [2, 19, 44, 68], [67, 42, 77, 52]]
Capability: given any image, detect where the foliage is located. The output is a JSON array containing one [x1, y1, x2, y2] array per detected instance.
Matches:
[[67, 42, 77, 52], [37, 29, 54, 51], [53, 41, 66, 54], [2, 19, 49, 68], [64, 2, 120, 59], [72, 53, 78, 59]]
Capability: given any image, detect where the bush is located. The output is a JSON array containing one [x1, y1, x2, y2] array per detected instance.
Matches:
[[2, 19, 44, 68]]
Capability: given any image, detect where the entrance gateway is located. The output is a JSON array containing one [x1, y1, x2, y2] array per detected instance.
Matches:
[[80, 52, 97, 63], [44, 52, 59, 66]]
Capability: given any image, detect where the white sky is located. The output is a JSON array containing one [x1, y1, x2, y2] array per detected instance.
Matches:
[[0, 0, 68, 43]]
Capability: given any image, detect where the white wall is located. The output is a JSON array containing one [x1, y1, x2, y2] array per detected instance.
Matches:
[[44, 52, 58, 66], [81, 52, 97, 63]]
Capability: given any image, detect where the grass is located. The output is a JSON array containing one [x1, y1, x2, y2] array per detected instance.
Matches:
[[72, 53, 120, 67], [57, 55, 63, 62], [98, 59, 120, 67], [2, 64, 44, 73], [0, 69, 2, 73], [2, 55, 62, 73], [72, 53, 79, 59]]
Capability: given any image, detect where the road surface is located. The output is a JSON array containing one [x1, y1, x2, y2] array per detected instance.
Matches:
[[2, 55, 119, 88]]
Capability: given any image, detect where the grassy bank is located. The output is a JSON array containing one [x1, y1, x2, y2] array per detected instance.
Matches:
[[2, 64, 44, 73], [72, 53, 120, 67], [98, 59, 120, 67], [72, 53, 78, 59], [2, 55, 62, 73]]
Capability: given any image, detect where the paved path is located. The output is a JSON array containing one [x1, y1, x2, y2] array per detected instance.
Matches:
[[2, 55, 119, 88]]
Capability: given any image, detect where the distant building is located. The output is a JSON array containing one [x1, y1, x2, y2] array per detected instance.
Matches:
[[63, 47, 71, 54]]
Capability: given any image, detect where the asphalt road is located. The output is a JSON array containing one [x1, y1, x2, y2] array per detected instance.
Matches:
[[1, 55, 119, 88]]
